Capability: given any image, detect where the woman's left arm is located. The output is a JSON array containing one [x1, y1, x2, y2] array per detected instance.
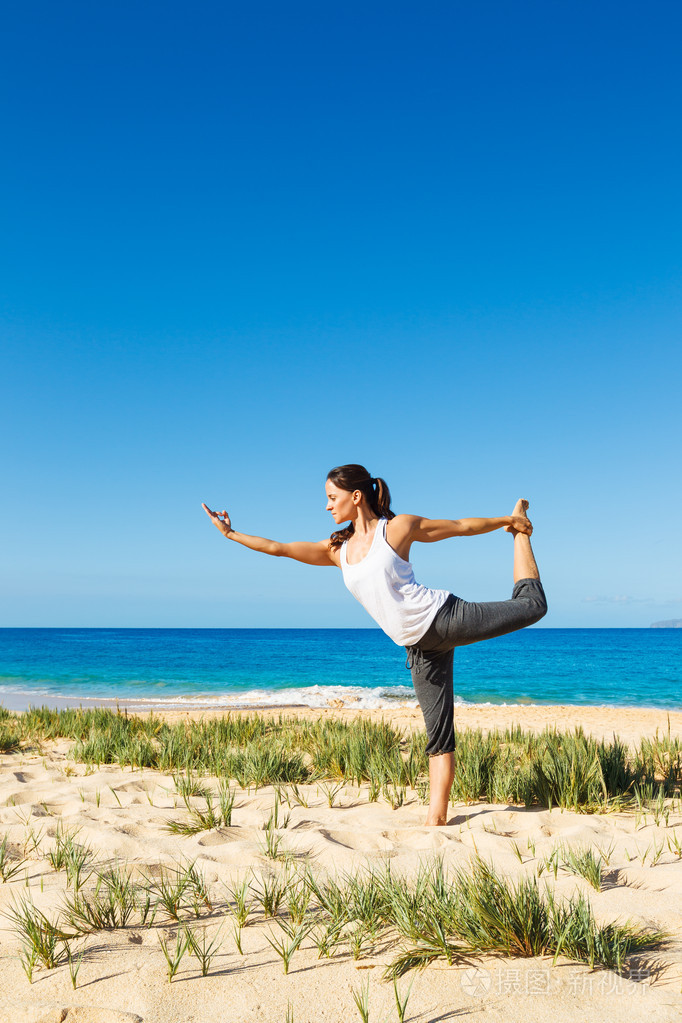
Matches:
[[407, 514, 532, 542]]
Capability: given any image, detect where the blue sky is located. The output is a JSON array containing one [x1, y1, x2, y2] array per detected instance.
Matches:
[[2, 1, 680, 628]]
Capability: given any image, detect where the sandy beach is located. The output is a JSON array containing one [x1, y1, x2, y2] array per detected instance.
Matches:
[[1, 704, 681, 1023]]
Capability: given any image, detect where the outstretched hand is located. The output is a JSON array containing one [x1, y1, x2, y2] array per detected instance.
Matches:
[[202, 503, 233, 537]]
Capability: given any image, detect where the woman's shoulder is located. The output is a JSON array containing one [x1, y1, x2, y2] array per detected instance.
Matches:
[[388, 513, 419, 526], [383, 514, 420, 562], [385, 514, 419, 541]]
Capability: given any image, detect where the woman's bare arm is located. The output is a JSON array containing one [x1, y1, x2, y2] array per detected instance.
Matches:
[[385, 512, 533, 561], [202, 504, 336, 567], [408, 514, 532, 542]]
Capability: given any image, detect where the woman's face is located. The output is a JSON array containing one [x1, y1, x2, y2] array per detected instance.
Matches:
[[325, 479, 358, 524]]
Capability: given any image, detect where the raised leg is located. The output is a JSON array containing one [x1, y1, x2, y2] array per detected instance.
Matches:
[[425, 752, 455, 826], [507, 498, 540, 583], [414, 499, 546, 826]]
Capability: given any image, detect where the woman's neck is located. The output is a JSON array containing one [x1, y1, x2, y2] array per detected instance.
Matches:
[[351, 506, 379, 537]]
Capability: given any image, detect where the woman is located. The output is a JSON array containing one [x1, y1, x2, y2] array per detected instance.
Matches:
[[202, 463, 547, 826]]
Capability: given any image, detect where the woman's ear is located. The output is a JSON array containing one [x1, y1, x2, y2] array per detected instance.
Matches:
[[352, 489, 363, 505]]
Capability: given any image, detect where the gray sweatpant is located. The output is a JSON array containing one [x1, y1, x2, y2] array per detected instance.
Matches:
[[405, 578, 547, 756]]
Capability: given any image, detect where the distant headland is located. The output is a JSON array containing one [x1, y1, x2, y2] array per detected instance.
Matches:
[[650, 619, 682, 628]]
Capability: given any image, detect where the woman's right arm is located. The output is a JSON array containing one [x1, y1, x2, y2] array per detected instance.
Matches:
[[202, 504, 337, 567]]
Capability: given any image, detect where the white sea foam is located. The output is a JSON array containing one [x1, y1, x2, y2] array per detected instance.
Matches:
[[111, 684, 421, 711], [0, 681, 524, 711], [0, 681, 421, 710]]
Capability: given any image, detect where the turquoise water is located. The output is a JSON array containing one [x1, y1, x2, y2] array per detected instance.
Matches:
[[0, 628, 680, 711]]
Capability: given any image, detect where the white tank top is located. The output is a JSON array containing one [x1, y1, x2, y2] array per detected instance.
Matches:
[[340, 519, 449, 647]]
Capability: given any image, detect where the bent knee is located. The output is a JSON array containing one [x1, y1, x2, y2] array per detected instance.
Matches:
[[514, 579, 547, 624], [528, 593, 548, 624]]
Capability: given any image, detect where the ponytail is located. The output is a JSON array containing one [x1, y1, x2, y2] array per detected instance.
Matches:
[[326, 464, 394, 551], [373, 476, 393, 521]]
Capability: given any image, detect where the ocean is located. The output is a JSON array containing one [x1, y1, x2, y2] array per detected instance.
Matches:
[[0, 628, 680, 712]]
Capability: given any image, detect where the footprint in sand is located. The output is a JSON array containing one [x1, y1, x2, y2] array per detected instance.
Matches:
[[0, 791, 29, 807], [34, 1008, 144, 1023], [399, 829, 463, 851], [290, 819, 317, 832], [2, 791, 46, 810], [197, 831, 234, 847], [114, 823, 142, 837], [484, 827, 518, 838], [112, 781, 153, 794], [319, 828, 394, 852]]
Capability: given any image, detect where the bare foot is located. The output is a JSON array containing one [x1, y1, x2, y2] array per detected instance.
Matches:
[[513, 497, 529, 517], [505, 498, 530, 534]]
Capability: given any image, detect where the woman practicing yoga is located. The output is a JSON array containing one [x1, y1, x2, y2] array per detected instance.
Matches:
[[202, 464, 547, 825]]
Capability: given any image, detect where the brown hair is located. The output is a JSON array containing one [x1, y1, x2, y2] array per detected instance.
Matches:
[[327, 464, 394, 551]]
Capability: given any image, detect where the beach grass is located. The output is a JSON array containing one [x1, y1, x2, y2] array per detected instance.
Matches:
[[264, 918, 311, 974], [559, 844, 606, 891], [0, 834, 27, 883], [185, 921, 224, 976], [164, 788, 234, 835], [157, 928, 191, 983], [9, 895, 77, 971], [383, 854, 667, 977], [64, 864, 137, 932], [2, 706, 681, 813], [1, 824, 670, 986], [224, 875, 252, 926]]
